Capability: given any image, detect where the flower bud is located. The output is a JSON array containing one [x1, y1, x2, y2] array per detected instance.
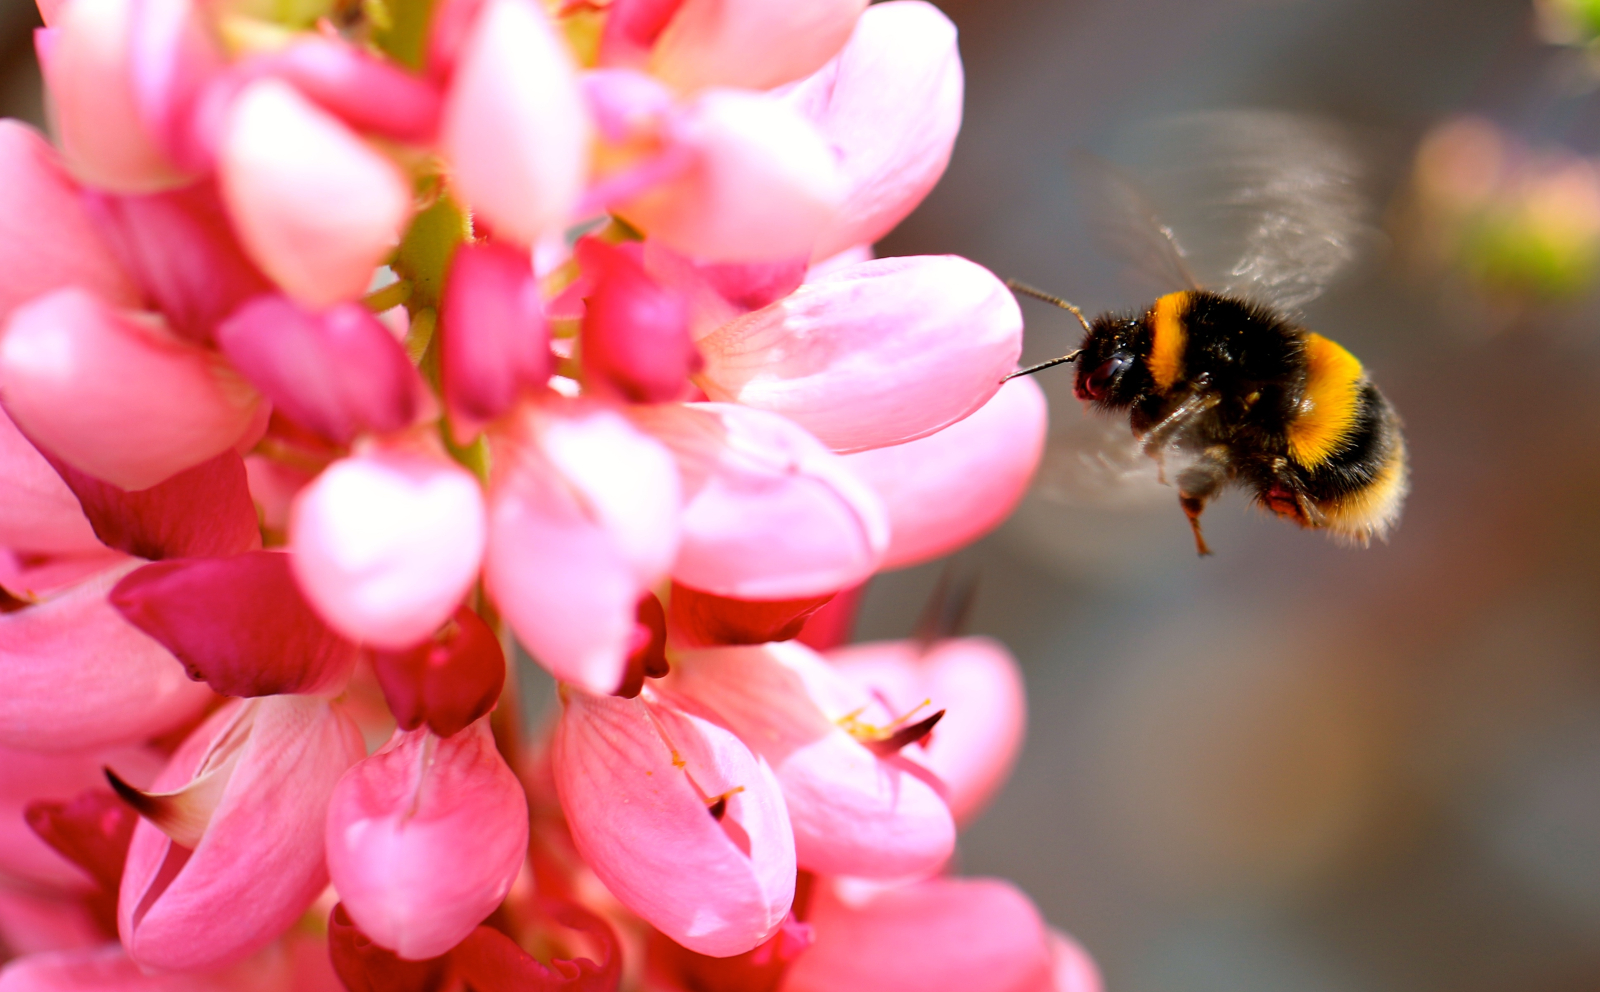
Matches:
[[369, 606, 506, 738], [439, 241, 551, 425], [577, 238, 699, 403]]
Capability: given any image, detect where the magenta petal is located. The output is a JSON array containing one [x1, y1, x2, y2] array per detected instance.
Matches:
[[0, 405, 100, 557], [0, 288, 263, 491], [648, 0, 866, 92], [551, 690, 794, 957], [327, 723, 528, 960], [660, 643, 954, 879], [577, 238, 699, 403], [841, 376, 1047, 570], [119, 696, 366, 972], [369, 606, 506, 739], [782, 876, 1057, 992], [216, 295, 427, 445], [827, 637, 1026, 827], [597, 0, 684, 65], [254, 38, 443, 145], [289, 449, 487, 650], [47, 449, 262, 561], [440, 242, 551, 424], [440, 0, 590, 248], [109, 551, 358, 698], [484, 405, 680, 694], [632, 403, 885, 600], [0, 566, 212, 752], [700, 255, 1022, 452], [81, 182, 274, 346], [0, 121, 142, 326], [0, 744, 158, 890], [784, 1, 964, 261]]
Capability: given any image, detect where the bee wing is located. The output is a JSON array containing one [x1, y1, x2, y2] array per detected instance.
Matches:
[[1134, 110, 1379, 312], [1074, 152, 1202, 299]]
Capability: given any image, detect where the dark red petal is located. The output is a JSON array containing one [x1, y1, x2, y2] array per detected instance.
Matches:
[[329, 903, 452, 992], [795, 581, 866, 651], [440, 240, 552, 423], [646, 912, 814, 992], [668, 583, 835, 649], [370, 606, 506, 738], [109, 551, 358, 697], [46, 449, 261, 560], [613, 592, 668, 699], [449, 901, 621, 992], [23, 787, 137, 892], [577, 237, 699, 405]]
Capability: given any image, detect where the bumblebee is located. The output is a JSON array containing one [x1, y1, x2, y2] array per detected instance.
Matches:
[[1010, 111, 1408, 555]]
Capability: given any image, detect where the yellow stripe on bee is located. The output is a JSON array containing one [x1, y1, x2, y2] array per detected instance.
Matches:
[[1148, 292, 1189, 392], [1287, 333, 1365, 469], [1319, 442, 1409, 542]]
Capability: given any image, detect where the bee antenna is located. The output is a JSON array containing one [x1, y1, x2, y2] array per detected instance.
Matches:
[[1004, 350, 1082, 382], [1005, 279, 1094, 333]]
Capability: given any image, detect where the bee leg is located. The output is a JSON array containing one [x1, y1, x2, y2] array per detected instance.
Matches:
[[1175, 451, 1229, 557]]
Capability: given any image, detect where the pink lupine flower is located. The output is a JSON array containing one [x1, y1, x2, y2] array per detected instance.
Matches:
[[117, 695, 365, 971], [646, 0, 867, 93], [0, 565, 212, 752], [43, 0, 196, 193], [0, 121, 140, 323], [697, 255, 1023, 451], [440, 0, 591, 248], [440, 241, 551, 426], [109, 551, 359, 698], [0, 288, 262, 491], [216, 295, 430, 445], [632, 402, 887, 600], [827, 636, 1028, 826], [484, 403, 681, 694], [659, 642, 955, 879], [782, 876, 1062, 992], [552, 689, 795, 957], [841, 375, 1048, 570], [289, 444, 487, 650], [326, 721, 527, 960], [244, 38, 444, 146], [782, 0, 965, 261], [217, 79, 413, 309]]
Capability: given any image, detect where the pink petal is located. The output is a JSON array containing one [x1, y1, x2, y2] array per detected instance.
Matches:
[[614, 90, 841, 263], [289, 448, 487, 650], [0, 566, 213, 752], [659, 642, 955, 879], [840, 376, 1047, 569], [119, 696, 366, 972], [1, 746, 157, 890], [597, 0, 684, 67], [215, 295, 428, 445], [80, 182, 273, 346], [0, 945, 216, 991], [698, 255, 1022, 452], [449, 904, 621, 992], [631, 403, 886, 600], [45, 0, 192, 193], [326, 904, 451, 992], [440, 0, 590, 248], [326, 723, 528, 960], [781, 876, 1056, 992], [484, 404, 680, 694], [439, 241, 551, 425], [109, 551, 358, 698], [783, 1, 964, 261], [34, 0, 64, 26], [0, 288, 262, 491], [576, 238, 700, 403], [0, 890, 103, 960], [1048, 930, 1103, 992], [0, 121, 141, 326], [218, 79, 412, 310], [250, 38, 442, 145], [0, 404, 100, 556], [128, 0, 225, 175], [827, 637, 1027, 826], [47, 449, 262, 561], [368, 605, 506, 739], [648, 0, 867, 92], [551, 690, 794, 957], [0, 549, 128, 602]]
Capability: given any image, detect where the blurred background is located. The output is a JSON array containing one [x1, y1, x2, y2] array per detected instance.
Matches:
[[6, 0, 1600, 988]]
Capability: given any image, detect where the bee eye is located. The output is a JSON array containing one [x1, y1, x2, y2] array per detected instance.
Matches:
[[1078, 354, 1131, 401]]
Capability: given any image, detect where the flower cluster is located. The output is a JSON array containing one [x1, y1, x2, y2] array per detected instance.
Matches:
[[0, 0, 1096, 989]]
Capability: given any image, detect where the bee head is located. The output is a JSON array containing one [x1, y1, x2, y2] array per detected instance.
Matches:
[[1074, 315, 1148, 408]]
